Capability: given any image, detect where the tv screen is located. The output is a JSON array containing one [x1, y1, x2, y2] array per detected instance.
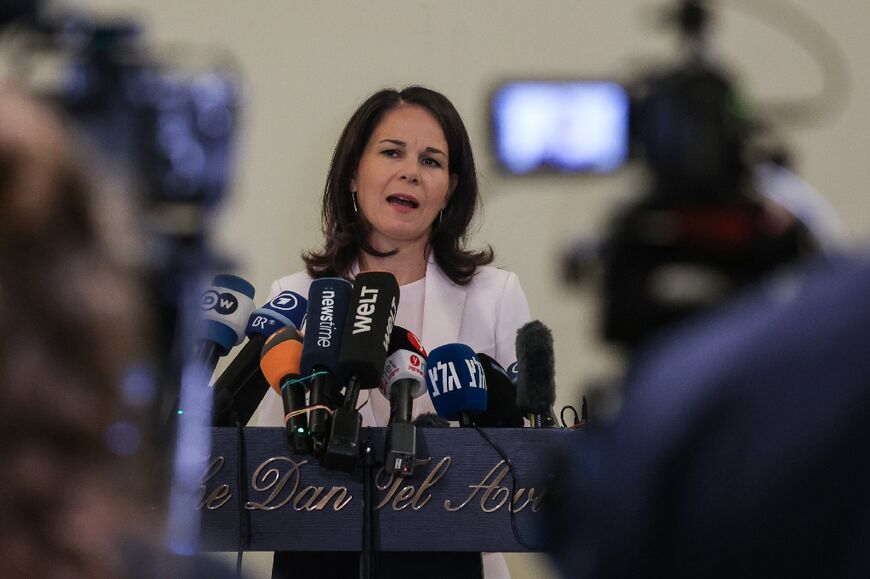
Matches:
[[491, 80, 630, 175]]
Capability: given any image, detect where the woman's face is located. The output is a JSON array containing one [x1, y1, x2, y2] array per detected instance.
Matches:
[[351, 104, 457, 252]]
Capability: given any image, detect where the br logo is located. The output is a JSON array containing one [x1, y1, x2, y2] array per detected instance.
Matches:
[[250, 315, 275, 330], [200, 289, 239, 315]]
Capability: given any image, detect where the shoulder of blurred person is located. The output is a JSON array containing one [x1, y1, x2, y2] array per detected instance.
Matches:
[[118, 538, 245, 579], [550, 252, 870, 578], [0, 82, 140, 579]]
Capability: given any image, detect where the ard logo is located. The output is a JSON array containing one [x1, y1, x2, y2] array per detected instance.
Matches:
[[270, 291, 300, 312]]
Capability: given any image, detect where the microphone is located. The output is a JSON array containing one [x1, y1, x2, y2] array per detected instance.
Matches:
[[300, 277, 353, 457], [260, 325, 309, 453], [211, 290, 308, 426], [472, 353, 524, 427], [324, 271, 399, 472], [515, 320, 558, 428], [196, 274, 256, 374], [425, 343, 487, 426], [380, 326, 428, 476]]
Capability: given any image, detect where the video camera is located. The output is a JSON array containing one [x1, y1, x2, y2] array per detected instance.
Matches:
[[1, 0, 241, 501], [491, 0, 830, 349], [2, 3, 238, 207]]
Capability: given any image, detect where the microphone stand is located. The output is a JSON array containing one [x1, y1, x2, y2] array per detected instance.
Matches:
[[229, 408, 251, 575], [361, 439, 375, 579]]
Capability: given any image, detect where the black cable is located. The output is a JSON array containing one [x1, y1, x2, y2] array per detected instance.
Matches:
[[233, 413, 250, 577], [471, 426, 545, 551], [360, 440, 375, 579]]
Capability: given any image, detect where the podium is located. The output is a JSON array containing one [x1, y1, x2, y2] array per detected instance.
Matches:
[[199, 427, 582, 552]]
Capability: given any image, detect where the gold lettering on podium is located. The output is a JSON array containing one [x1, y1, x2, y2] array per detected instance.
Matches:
[[529, 487, 547, 513], [291, 485, 352, 512], [246, 457, 305, 510], [509, 487, 546, 513], [391, 485, 417, 511], [203, 485, 232, 510], [245, 456, 351, 512], [197, 456, 232, 510], [312, 487, 352, 511], [375, 457, 452, 511], [443, 460, 546, 513], [200, 454, 547, 514]]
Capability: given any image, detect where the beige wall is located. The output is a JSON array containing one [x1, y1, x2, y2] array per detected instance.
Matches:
[[68, 1, 870, 576]]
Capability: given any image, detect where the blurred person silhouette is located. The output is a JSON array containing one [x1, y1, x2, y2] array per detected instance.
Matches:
[[0, 83, 239, 579], [548, 252, 870, 578]]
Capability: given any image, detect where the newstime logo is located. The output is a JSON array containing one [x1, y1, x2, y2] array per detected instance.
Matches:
[[315, 289, 336, 348]]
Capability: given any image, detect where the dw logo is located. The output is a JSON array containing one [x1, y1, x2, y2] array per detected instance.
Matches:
[[200, 289, 238, 315]]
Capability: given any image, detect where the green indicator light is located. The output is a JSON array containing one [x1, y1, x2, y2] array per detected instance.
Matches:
[[297, 427, 305, 434], [177, 409, 184, 415]]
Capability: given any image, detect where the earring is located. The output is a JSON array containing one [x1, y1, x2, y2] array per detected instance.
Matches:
[[437, 208, 444, 227], [351, 191, 359, 214]]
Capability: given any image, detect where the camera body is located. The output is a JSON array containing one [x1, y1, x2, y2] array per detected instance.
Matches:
[[491, 65, 748, 189], [492, 59, 817, 349], [55, 22, 238, 209]]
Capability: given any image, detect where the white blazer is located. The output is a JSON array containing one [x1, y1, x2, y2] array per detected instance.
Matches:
[[256, 255, 531, 428], [254, 256, 530, 579]]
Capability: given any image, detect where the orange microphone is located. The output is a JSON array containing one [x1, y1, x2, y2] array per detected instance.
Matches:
[[260, 325, 308, 453]]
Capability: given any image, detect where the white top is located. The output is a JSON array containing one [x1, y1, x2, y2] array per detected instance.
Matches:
[[255, 258, 530, 579], [396, 276, 425, 340], [256, 257, 531, 431]]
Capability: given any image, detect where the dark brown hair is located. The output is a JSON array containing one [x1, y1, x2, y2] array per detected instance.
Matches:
[[303, 86, 493, 285]]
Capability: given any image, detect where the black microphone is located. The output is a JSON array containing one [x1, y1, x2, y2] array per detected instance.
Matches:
[[211, 290, 308, 426], [299, 277, 352, 457], [473, 353, 524, 427], [260, 326, 309, 452], [324, 271, 399, 472], [196, 274, 256, 374], [515, 320, 558, 428], [380, 326, 428, 476]]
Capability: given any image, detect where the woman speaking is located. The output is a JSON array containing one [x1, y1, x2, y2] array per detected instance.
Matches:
[[259, 85, 530, 579]]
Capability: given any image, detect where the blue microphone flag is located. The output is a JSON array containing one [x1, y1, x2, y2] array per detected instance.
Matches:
[[425, 343, 487, 421], [245, 290, 308, 340]]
